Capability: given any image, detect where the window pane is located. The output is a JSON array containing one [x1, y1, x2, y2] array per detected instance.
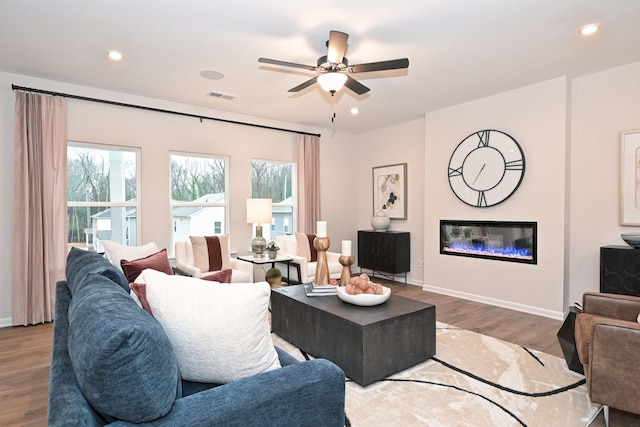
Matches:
[[68, 146, 137, 202], [68, 144, 138, 251], [251, 160, 294, 239], [171, 153, 227, 243], [68, 206, 137, 252], [171, 155, 225, 202], [172, 206, 225, 242]]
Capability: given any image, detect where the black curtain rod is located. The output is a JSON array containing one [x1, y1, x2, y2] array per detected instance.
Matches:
[[11, 84, 321, 138]]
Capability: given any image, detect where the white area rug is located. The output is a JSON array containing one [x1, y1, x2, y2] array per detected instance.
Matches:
[[272, 322, 600, 427]]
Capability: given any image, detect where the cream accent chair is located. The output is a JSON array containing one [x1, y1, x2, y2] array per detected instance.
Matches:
[[275, 234, 342, 284], [175, 237, 253, 283]]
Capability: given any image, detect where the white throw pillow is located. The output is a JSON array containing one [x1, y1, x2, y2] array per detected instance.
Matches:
[[138, 269, 281, 383], [295, 232, 313, 261], [103, 241, 159, 272]]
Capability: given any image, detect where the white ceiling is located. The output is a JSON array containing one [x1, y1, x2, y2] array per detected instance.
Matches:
[[2, 0, 640, 134]]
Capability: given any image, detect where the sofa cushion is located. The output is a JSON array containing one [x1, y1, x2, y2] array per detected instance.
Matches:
[[190, 235, 232, 272], [103, 240, 160, 272], [65, 247, 129, 294], [138, 268, 281, 383], [295, 232, 318, 262], [201, 268, 233, 283], [120, 248, 174, 283], [67, 272, 181, 423]]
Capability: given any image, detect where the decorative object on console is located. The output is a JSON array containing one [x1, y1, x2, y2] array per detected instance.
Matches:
[[448, 129, 525, 208], [620, 233, 640, 248], [371, 210, 391, 231], [246, 198, 272, 257], [337, 285, 391, 307], [373, 163, 407, 219], [314, 221, 330, 285], [619, 129, 640, 225]]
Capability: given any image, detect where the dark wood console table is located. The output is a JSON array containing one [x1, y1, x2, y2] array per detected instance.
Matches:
[[600, 245, 640, 296], [358, 230, 410, 283]]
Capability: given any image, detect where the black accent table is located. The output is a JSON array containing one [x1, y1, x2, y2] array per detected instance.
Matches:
[[271, 284, 435, 386], [556, 305, 584, 374], [600, 245, 640, 296], [358, 230, 410, 283]]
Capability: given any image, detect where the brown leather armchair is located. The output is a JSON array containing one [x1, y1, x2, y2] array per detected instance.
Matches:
[[574, 292, 640, 426]]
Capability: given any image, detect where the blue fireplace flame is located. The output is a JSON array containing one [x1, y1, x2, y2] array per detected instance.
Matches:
[[445, 242, 533, 260]]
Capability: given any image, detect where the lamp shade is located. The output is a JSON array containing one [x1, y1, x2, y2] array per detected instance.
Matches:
[[317, 72, 348, 93], [246, 198, 272, 224]]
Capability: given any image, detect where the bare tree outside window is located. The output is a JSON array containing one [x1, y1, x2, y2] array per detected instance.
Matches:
[[171, 154, 228, 243], [67, 144, 138, 252], [251, 160, 295, 239]]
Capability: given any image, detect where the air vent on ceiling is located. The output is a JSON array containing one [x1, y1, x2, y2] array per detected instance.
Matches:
[[208, 91, 235, 100]]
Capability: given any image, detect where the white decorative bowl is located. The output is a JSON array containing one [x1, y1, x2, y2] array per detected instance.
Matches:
[[621, 233, 640, 248], [371, 210, 391, 231], [337, 286, 391, 306]]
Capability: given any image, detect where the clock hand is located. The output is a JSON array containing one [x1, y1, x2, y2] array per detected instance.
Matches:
[[473, 164, 486, 185]]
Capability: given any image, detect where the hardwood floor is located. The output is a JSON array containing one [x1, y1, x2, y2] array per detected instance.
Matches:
[[0, 282, 637, 426]]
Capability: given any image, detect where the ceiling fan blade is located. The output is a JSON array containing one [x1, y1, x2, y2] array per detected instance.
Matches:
[[344, 75, 370, 95], [288, 76, 318, 93], [258, 57, 316, 71], [327, 31, 348, 64], [349, 58, 409, 73]]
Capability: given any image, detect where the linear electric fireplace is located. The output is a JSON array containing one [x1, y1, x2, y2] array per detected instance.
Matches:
[[440, 220, 537, 264]]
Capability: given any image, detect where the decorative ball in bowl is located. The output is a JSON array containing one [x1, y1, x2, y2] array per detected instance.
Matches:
[[621, 233, 640, 248], [337, 286, 391, 306]]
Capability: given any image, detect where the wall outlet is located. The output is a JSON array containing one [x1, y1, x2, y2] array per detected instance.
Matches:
[[417, 259, 424, 268]]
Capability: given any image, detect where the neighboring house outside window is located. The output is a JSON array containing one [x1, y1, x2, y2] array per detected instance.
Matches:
[[171, 153, 228, 245], [251, 159, 295, 240], [67, 142, 139, 252]]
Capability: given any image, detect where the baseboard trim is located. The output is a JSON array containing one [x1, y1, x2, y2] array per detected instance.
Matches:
[[0, 317, 13, 328], [421, 283, 563, 320]]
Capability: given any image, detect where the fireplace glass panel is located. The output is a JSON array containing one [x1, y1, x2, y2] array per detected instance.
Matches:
[[440, 220, 537, 264]]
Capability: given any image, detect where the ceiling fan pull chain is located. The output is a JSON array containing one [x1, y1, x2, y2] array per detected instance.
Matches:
[[331, 92, 336, 123]]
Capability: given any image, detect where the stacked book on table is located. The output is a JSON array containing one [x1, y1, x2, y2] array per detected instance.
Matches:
[[304, 282, 338, 297]]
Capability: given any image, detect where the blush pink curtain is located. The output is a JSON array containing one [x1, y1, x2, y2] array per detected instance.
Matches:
[[297, 134, 321, 233], [13, 91, 68, 326]]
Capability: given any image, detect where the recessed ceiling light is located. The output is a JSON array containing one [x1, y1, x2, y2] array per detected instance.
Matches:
[[579, 23, 599, 36], [200, 70, 224, 80], [107, 50, 123, 61], [350, 108, 359, 115]]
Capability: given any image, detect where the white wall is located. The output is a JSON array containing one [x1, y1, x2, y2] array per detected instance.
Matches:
[[569, 61, 640, 305], [424, 77, 569, 319], [0, 71, 354, 326], [354, 118, 426, 284]]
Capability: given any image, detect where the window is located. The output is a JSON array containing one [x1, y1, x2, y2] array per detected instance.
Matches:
[[67, 143, 139, 252], [251, 160, 295, 240], [171, 153, 228, 244]]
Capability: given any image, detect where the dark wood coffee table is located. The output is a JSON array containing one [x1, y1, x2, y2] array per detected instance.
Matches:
[[271, 284, 436, 386]]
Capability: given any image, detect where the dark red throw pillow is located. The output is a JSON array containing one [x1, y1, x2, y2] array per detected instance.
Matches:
[[201, 269, 233, 283], [129, 283, 152, 315], [120, 249, 174, 283]]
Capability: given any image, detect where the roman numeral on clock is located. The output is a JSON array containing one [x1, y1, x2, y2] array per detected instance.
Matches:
[[477, 191, 487, 207], [476, 130, 490, 147], [505, 159, 524, 170], [448, 166, 462, 177]]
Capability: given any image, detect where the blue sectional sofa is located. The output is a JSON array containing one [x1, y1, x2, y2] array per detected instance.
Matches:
[[48, 248, 346, 426]]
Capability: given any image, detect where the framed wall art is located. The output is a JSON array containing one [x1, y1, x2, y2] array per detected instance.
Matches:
[[372, 163, 407, 220], [619, 129, 640, 225]]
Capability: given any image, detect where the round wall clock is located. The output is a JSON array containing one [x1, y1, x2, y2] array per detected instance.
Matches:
[[447, 129, 525, 207]]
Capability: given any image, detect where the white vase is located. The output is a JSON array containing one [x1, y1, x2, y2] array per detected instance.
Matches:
[[371, 210, 390, 231]]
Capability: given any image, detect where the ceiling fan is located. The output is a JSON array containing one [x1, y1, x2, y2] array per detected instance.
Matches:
[[258, 30, 409, 95]]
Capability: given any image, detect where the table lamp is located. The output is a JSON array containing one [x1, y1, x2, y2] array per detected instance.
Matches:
[[247, 198, 272, 257]]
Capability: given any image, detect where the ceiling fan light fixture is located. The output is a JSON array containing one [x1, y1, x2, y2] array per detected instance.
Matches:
[[317, 72, 348, 93]]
